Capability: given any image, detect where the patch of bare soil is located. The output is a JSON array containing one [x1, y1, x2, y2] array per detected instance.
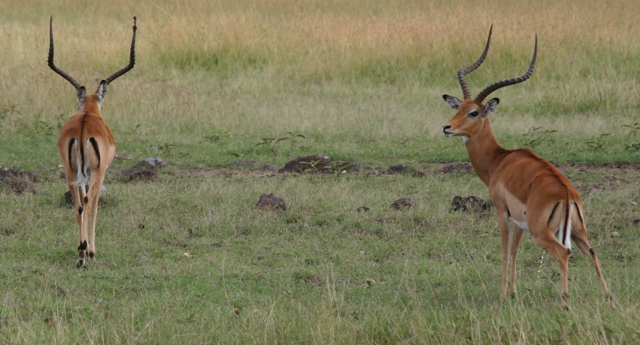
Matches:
[[8, 160, 640, 205], [437, 162, 474, 175], [559, 162, 640, 172], [0, 166, 37, 194], [384, 164, 410, 174], [235, 160, 277, 172], [184, 168, 275, 178]]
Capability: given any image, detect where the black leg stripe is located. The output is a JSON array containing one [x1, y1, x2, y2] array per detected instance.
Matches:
[[89, 137, 101, 168], [67, 138, 76, 169], [547, 202, 560, 227]]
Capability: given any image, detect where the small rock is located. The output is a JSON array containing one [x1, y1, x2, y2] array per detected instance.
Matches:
[[140, 157, 167, 169]]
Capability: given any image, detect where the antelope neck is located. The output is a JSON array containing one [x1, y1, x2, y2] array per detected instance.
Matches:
[[464, 118, 508, 186]]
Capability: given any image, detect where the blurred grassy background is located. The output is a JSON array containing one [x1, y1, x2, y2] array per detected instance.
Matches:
[[0, 0, 638, 169]]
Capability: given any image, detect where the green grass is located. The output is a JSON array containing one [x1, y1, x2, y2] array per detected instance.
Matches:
[[1, 168, 639, 343], [1, 0, 640, 343]]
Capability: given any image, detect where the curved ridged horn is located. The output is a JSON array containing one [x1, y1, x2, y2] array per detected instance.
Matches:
[[103, 16, 137, 85], [474, 34, 537, 104], [458, 25, 493, 100], [48, 16, 82, 90]]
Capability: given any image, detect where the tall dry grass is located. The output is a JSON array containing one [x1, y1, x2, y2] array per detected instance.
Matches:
[[2, 0, 638, 97], [0, 0, 638, 164]]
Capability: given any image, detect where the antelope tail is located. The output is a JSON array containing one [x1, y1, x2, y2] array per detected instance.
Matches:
[[556, 198, 573, 251], [67, 136, 100, 187]]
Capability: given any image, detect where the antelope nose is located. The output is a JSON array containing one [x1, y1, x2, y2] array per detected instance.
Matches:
[[442, 124, 451, 133]]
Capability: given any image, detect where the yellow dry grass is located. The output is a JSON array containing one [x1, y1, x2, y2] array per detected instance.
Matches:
[[0, 0, 637, 148]]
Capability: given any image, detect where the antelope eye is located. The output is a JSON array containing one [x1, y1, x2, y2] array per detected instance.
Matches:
[[468, 110, 479, 118]]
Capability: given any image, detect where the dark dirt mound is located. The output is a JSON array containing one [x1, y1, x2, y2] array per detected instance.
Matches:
[[256, 193, 286, 211], [0, 166, 37, 194], [278, 155, 332, 173], [121, 157, 166, 182], [391, 198, 412, 211], [450, 195, 492, 214]]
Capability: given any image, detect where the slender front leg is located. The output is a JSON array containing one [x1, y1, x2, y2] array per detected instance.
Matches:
[[497, 211, 510, 300], [509, 226, 525, 297]]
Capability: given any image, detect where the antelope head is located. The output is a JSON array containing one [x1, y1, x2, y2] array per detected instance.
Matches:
[[442, 25, 537, 142]]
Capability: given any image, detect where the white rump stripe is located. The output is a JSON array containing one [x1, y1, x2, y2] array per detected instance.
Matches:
[[555, 202, 572, 250]]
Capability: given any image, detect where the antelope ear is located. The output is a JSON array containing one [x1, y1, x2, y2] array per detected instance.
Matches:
[[484, 98, 500, 116], [95, 80, 108, 106], [76, 86, 86, 110], [443, 94, 462, 110]]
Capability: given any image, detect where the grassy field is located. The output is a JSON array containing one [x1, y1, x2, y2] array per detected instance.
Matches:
[[0, 0, 639, 343]]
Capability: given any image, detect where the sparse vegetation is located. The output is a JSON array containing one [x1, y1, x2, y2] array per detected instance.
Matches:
[[0, 0, 639, 343]]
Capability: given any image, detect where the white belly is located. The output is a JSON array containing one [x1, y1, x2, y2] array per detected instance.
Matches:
[[512, 219, 530, 231]]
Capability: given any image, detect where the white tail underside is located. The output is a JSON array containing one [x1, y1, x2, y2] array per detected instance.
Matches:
[[555, 202, 572, 250], [71, 138, 92, 187]]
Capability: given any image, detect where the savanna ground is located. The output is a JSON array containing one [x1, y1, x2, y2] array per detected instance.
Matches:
[[0, 0, 639, 343]]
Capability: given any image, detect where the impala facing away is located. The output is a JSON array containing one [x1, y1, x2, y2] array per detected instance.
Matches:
[[441, 26, 611, 308], [49, 16, 137, 268]]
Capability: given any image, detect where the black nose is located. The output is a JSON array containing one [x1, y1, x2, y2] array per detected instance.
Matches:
[[442, 125, 451, 133]]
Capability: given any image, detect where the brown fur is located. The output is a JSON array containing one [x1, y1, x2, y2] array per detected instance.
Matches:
[[58, 95, 115, 268], [444, 98, 611, 308]]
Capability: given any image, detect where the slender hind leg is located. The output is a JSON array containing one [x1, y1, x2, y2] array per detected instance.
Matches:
[[68, 183, 89, 268], [87, 173, 106, 260], [534, 231, 570, 308], [571, 226, 611, 300]]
